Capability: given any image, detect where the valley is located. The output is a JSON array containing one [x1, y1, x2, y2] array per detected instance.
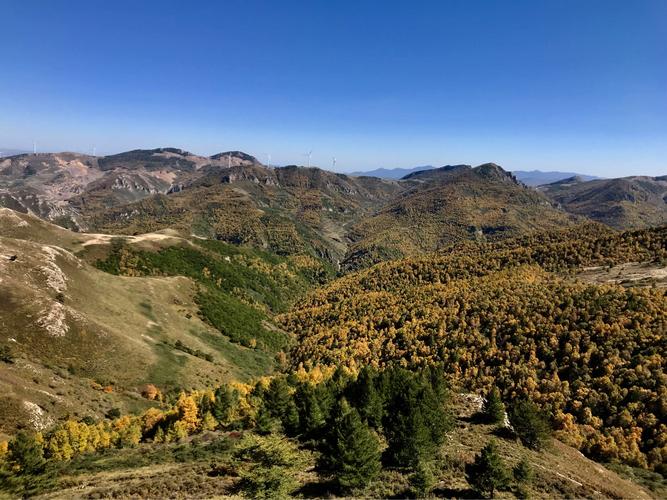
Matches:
[[0, 151, 665, 499]]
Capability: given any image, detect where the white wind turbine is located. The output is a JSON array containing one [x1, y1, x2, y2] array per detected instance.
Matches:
[[332, 157, 337, 170], [305, 150, 312, 168]]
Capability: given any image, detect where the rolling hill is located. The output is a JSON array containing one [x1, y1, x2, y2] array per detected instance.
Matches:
[[540, 175, 667, 229], [0, 208, 330, 440], [342, 163, 580, 269]]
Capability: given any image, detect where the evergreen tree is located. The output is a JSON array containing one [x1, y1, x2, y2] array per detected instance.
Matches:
[[295, 384, 326, 438], [465, 440, 510, 498], [282, 399, 301, 437], [264, 377, 293, 419], [513, 456, 534, 498], [2, 431, 56, 497], [510, 400, 551, 450], [254, 403, 279, 435], [212, 385, 239, 427], [513, 456, 534, 483], [409, 460, 436, 498], [7, 431, 45, 476], [483, 387, 506, 424], [233, 434, 310, 500], [348, 366, 384, 429], [325, 399, 381, 492], [382, 368, 451, 467]]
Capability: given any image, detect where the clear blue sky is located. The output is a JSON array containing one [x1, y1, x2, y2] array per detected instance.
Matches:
[[1, 0, 665, 175]]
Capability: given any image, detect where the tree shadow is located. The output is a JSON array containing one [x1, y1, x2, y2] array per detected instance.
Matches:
[[296, 478, 338, 498], [460, 411, 489, 424], [433, 485, 480, 498], [492, 426, 516, 440]]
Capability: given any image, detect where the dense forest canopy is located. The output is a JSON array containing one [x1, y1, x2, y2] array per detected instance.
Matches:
[[280, 226, 667, 470]]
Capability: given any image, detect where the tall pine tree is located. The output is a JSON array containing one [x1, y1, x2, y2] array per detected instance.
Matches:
[[483, 387, 506, 424], [325, 399, 381, 492], [348, 366, 384, 429], [382, 368, 451, 467]]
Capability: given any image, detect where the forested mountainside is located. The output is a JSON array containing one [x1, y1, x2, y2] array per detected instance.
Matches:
[[281, 225, 667, 472], [342, 163, 579, 269], [85, 163, 402, 265]]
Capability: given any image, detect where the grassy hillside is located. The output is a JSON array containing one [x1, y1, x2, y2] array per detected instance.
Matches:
[[20, 394, 654, 499], [0, 209, 330, 440]]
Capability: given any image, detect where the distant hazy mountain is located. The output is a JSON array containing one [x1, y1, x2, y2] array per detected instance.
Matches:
[[513, 170, 599, 186], [0, 148, 30, 157], [349, 165, 434, 179]]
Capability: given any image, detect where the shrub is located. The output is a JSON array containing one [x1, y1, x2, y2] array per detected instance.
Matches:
[[409, 460, 436, 498], [513, 457, 534, 499], [465, 440, 510, 498], [0, 345, 13, 363], [233, 434, 310, 499]]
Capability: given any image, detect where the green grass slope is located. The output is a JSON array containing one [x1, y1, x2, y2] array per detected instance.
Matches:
[[0, 209, 330, 440]]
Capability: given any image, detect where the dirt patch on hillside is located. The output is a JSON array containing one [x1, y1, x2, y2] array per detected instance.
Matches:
[[576, 261, 667, 288]]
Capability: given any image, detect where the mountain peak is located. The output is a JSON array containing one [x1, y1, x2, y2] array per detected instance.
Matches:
[[401, 164, 470, 180], [209, 151, 259, 164]]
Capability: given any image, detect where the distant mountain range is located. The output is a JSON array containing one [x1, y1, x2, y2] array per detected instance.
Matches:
[[349, 165, 600, 186], [349, 165, 434, 179], [512, 170, 600, 186], [1, 148, 664, 266], [0, 148, 30, 157]]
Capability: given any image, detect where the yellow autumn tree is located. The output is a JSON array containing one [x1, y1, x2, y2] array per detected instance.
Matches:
[[177, 392, 200, 433]]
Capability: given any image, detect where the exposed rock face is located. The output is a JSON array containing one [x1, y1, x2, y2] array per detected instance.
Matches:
[[0, 150, 270, 230]]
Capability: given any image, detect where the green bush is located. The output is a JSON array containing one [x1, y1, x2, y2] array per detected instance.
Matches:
[[233, 434, 310, 499], [465, 440, 510, 498]]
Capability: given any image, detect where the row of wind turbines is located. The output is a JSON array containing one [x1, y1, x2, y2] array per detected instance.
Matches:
[[260, 150, 337, 170]]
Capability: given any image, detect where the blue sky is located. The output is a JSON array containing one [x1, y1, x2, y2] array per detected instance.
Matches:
[[1, 1, 666, 175]]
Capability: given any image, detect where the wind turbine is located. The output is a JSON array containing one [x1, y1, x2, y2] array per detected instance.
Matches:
[[33, 141, 37, 155], [305, 150, 312, 168], [332, 157, 337, 170], [267, 153, 271, 169]]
